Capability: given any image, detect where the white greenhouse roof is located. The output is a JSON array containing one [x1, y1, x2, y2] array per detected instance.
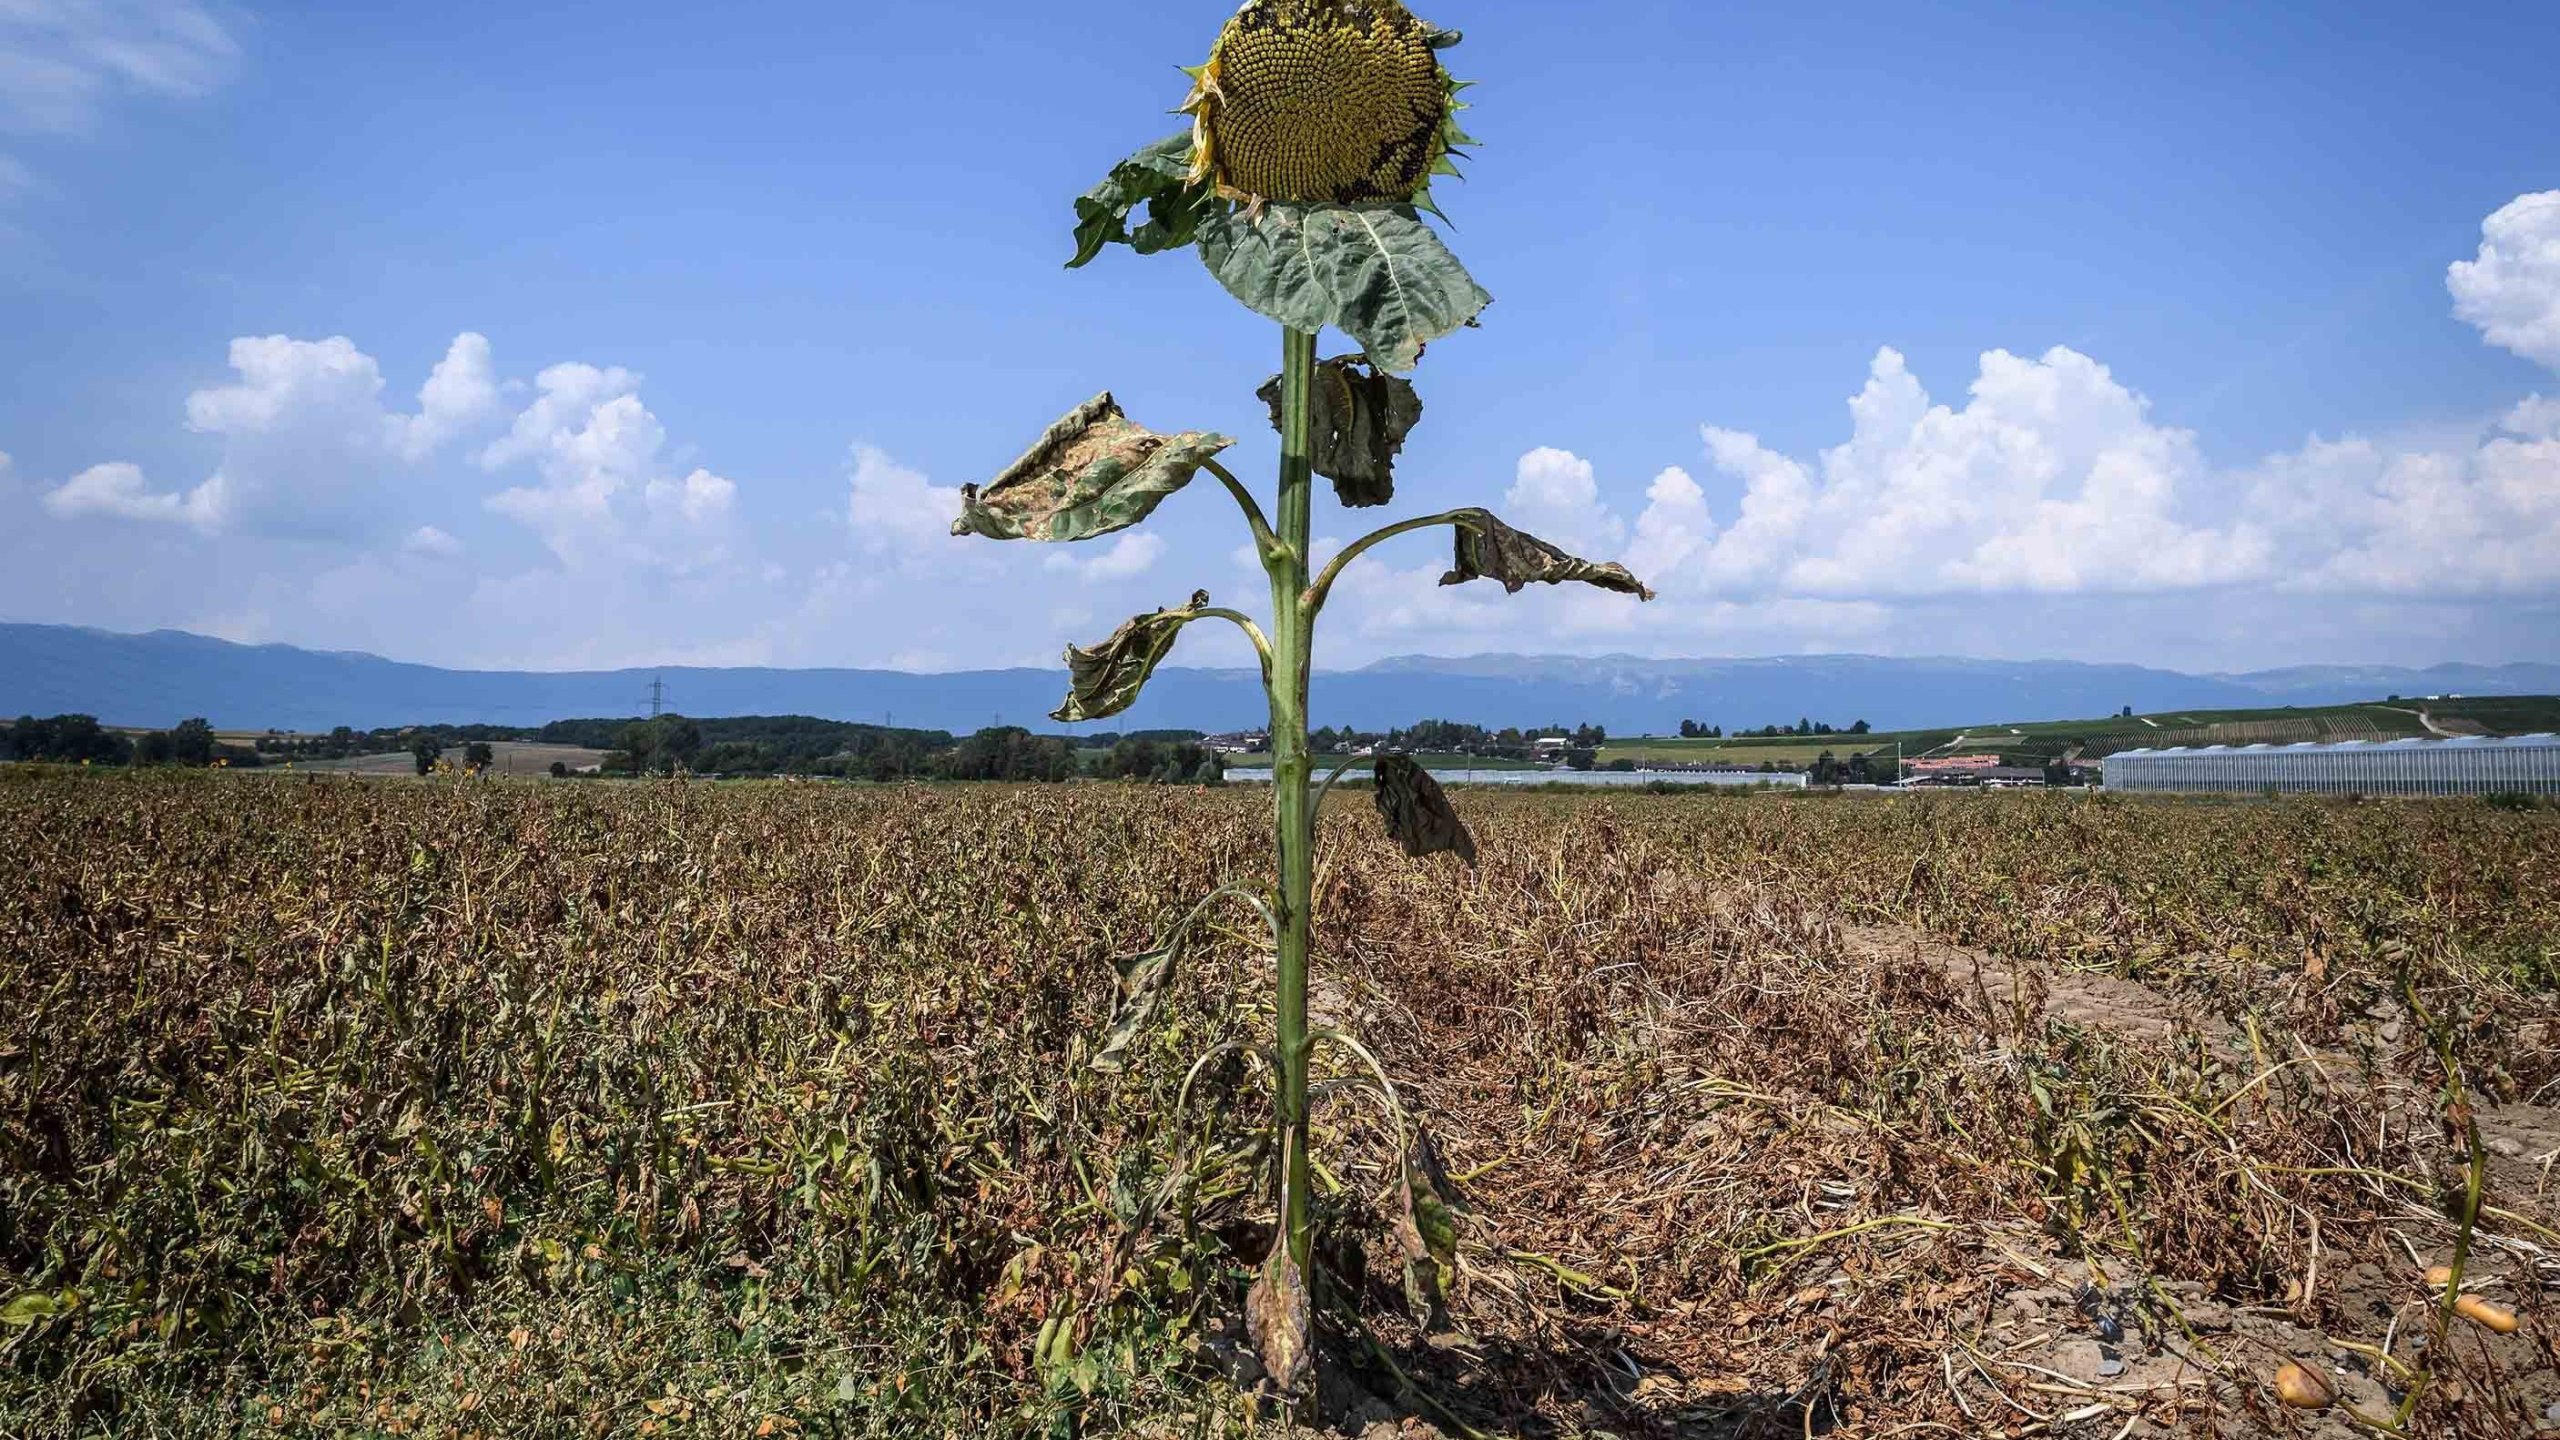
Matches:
[[2112, 732, 2559, 758]]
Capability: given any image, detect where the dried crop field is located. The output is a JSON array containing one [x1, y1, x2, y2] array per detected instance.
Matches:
[[2, 772, 2556, 1438]]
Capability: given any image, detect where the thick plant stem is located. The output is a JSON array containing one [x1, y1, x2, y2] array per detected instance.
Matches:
[[1266, 325, 1319, 1278]]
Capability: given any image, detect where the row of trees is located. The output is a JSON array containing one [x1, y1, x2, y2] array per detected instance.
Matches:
[[596, 719, 1224, 786], [1682, 717, 1872, 738], [12, 711, 1938, 788], [1305, 720, 1607, 758], [5, 714, 262, 768], [1804, 750, 1904, 786]]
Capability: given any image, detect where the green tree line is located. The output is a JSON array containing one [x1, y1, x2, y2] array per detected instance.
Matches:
[[5, 714, 263, 768]]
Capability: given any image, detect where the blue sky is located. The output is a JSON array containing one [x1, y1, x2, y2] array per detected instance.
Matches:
[[3, 0, 2557, 676]]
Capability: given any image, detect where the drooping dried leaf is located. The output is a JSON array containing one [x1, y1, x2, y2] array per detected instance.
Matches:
[[1255, 355, 1421, 507], [1245, 1241, 1313, 1398], [1395, 1127, 1462, 1329], [952, 395, 1233, 544], [1052, 590, 1212, 724], [1089, 934, 1184, 1074], [1439, 508, 1655, 600], [1195, 202, 1490, 374], [1374, 754, 1475, 865], [1068, 131, 1217, 269]]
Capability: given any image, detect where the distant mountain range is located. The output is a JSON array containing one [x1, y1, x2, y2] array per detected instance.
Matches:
[[4, 622, 2556, 736]]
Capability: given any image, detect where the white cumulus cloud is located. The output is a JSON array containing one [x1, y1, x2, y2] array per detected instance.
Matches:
[[45, 332, 512, 538], [1467, 311, 2559, 630], [2449, 191, 2560, 371], [1043, 531, 1164, 582], [1505, 445, 1626, 557], [402, 524, 461, 557], [42, 459, 223, 527], [393, 332, 501, 461], [1657, 346, 2267, 598], [2505, 393, 2560, 441], [645, 468, 736, 527], [1624, 466, 1712, 583], [846, 443, 962, 555], [2242, 419, 2560, 598], [477, 362, 742, 574]]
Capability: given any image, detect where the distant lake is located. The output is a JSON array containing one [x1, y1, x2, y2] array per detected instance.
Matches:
[[1235, 766, 1807, 789]]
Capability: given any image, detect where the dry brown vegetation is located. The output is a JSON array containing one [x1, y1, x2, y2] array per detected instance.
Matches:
[[2, 772, 2555, 1437]]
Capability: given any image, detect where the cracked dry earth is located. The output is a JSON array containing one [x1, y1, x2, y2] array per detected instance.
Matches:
[[1842, 926, 2560, 1439]]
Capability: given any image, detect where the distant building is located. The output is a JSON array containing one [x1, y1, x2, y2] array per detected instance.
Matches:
[[1203, 731, 1269, 754], [2106, 734, 2560, 796], [1908, 754, 2001, 775], [1531, 736, 1571, 759], [1903, 762, 2049, 788]]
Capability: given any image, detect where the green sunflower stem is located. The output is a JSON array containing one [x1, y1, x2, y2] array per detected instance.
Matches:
[[1266, 325, 1319, 1286]]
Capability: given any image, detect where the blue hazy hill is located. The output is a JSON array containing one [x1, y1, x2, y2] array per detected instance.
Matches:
[[4, 623, 2556, 736]]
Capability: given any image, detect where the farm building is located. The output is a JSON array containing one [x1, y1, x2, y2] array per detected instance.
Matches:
[[2105, 733, 2560, 796]]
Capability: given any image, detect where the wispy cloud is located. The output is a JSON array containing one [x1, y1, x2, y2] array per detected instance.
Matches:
[[0, 0, 238, 133], [0, 0, 237, 199]]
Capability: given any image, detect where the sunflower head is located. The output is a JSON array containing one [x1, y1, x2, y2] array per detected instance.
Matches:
[[1182, 0, 1468, 207]]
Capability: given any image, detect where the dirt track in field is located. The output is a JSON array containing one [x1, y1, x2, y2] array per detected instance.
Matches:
[[1841, 924, 2560, 1437]]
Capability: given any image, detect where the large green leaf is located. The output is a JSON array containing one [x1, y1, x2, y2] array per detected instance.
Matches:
[[1441, 508, 1655, 600], [1255, 354, 1421, 508], [1373, 754, 1476, 865], [1068, 132, 1218, 269], [1196, 202, 1491, 374], [1090, 934, 1184, 1074], [1052, 590, 1212, 724], [952, 395, 1232, 544]]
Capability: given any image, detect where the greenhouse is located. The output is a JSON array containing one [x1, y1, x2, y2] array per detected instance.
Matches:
[[2104, 733, 2560, 796]]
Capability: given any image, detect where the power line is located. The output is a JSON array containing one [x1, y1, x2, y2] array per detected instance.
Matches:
[[647, 676, 666, 720]]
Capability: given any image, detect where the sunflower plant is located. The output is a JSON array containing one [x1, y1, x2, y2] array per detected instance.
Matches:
[[955, 0, 1651, 1402]]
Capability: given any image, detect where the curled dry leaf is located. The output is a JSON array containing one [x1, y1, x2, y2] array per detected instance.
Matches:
[[2273, 1362, 2335, 1409], [1394, 1126, 1462, 1329], [1245, 1240, 1313, 1398], [1439, 508, 1654, 600], [1373, 754, 1476, 865], [1053, 591, 1213, 724], [952, 394, 1233, 544], [1090, 935, 1184, 1074], [1255, 354, 1421, 508]]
